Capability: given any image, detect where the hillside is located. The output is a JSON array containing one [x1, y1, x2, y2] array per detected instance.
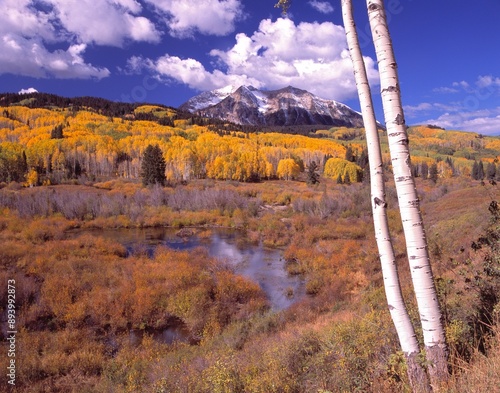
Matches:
[[1, 96, 500, 186]]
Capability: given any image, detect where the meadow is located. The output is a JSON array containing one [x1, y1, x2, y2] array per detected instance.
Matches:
[[0, 101, 500, 392], [0, 176, 498, 392]]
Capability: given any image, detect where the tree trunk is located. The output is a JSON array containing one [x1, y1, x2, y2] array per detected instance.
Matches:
[[366, 0, 449, 387], [341, 1, 430, 391]]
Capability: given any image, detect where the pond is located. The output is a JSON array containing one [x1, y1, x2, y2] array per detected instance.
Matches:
[[70, 227, 306, 345], [87, 227, 306, 313]]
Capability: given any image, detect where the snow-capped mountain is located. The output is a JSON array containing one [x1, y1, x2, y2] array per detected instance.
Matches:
[[179, 85, 367, 128], [18, 87, 38, 94], [179, 85, 240, 113]]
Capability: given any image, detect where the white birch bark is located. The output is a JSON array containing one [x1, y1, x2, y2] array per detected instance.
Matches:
[[365, 0, 448, 385], [341, 2, 430, 390]]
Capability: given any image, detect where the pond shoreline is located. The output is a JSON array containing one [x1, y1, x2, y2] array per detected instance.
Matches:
[[66, 226, 306, 313]]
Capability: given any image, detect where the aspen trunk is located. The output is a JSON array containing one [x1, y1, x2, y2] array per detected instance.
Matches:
[[341, 1, 430, 391], [366, 0, 449, 387]]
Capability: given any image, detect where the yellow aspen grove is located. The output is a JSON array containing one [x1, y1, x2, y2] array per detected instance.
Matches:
[[25, 168, 38, 187], [323, 157, 361, 183], [341, 1, 431, 391], [366, 0, 449, 386], [276, 158, 300, 180]]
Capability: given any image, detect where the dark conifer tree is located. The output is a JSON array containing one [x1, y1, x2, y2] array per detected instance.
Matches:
[[445, 157, 455, 176], [472, 161, 479, 180], [486, 162, 496, 180], [306, 160, 320, 185], [141, 144, 166, 186], [15, 151, 28, 182], [421, 161, 429, 179], [344, 172, 351, 185], [356, 147, 369, 169], [429, 163, 438, 183], [344, 146, 355, 162], [50, 124, 64, 139], [411, 164, 418, 178], [478, 161, 485, 180]]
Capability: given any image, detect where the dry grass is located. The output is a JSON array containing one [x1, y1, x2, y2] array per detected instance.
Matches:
[[448, 325, 500, 392], [1, 178, 499, 392]]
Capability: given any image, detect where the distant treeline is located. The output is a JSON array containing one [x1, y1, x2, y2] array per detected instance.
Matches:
[[0, 92, 177, 118], [0, 92, 334, 137]]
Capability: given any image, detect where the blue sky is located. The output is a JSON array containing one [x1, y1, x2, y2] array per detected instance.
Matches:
[[1, 0, 499, 134]]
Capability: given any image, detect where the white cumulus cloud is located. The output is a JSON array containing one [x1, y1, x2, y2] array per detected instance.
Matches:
[[424, 108, 500, 135], [432, 86, 460, 94], [0, 0, 160, 79], [129, 55, 262, 91], [476, 75, 500, 89], [406, 75, 500, 135], [139, 17, 378, 102], [308, 0, 334, 14], [0, 34, 110, 79], [45, 0, 161, 46], [144, 0, 244, 37]]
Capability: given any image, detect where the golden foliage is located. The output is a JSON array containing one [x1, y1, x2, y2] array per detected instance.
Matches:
[[25, 168, 38, 187], [2, 106, 500, 187], [323, 157, 362, 182], [276, 158, 300, 180]]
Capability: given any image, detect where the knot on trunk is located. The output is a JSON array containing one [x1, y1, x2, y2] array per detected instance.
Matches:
[[395, 113, 405, 126], [374, 197, 387, 208]]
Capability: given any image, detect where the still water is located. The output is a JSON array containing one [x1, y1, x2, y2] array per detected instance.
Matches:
[[73, 227, 305, 344], [84, 227, 305, 312]]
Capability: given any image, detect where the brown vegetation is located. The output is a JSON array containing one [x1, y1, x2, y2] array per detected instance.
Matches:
[[0, 176, 499, 392], [2, 104, 500, 392]]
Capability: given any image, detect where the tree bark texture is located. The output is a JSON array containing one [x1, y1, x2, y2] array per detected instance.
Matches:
[[366, 0, 449, 387], [341, 1, 431, 391]]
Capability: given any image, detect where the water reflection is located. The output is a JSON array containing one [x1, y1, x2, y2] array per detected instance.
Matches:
[[128, 321, 196, 346], [207, 232, 305, 311], [83, 227, 305, 311]]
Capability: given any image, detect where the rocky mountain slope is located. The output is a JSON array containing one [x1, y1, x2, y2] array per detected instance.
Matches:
[[179, 85, 368, 128]]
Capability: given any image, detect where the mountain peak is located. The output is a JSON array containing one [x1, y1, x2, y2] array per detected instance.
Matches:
[[179, 85, 367, 128]]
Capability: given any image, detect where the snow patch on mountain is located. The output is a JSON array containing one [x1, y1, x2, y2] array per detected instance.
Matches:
[[179, 85, 372, 128], [180, 84, 239, 112], [252, 89, 270, 114], [18, 87, 38, 94]]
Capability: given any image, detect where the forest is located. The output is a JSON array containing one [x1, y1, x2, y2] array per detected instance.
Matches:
[[0, 98, 499, 392]]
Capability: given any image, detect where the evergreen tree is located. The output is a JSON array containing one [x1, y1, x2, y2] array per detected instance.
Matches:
[[357, 148, 369, 183], [411, 164, 418, 178], [356, 147, 369, 168], [428, 163, 438, 183], [472, 161, 479, 180], [421, 162, 429, 179], [477, 161, 485, 180], [344, 145, 355, 162], [141, 144, 166, 186], [15, 151, 28, 182], [336, 174, 343, 184], [50, 124, 64, 139], [486, 162, 496, 180], [343, 172, 351, 185], [306, 160, 320, 185]]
